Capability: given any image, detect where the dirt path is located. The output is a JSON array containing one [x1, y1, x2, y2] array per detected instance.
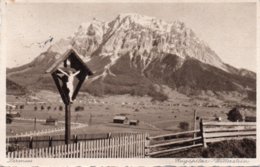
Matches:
[[7, 117, 88, 138]]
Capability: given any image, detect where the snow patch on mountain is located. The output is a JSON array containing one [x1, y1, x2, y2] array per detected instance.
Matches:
[[46, 13, 228, 74]]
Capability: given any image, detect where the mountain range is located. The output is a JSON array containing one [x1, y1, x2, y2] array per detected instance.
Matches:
[[7, 13, 256, 102]]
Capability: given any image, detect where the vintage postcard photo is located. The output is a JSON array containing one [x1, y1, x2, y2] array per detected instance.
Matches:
[[1, 0, 259, 166]]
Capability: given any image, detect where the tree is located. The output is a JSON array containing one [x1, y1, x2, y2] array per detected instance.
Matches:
[[179, 121, 189, 131], [75, 106, 84, 112], [20, 105, 24, 110], [47, 106, 51, 111], [227, 107, 243, 122], [6, 116, 12, 124]]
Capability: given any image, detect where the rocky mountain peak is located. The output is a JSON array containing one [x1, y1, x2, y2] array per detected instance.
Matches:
[[43, 13, 226, 72], [66, 13, 226, 72], [7, 13, 255, 102]]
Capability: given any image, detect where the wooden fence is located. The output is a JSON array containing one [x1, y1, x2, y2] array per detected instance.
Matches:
[[8, 117, 87, 138], [201, 120, 256, 147], [145, 130, 202, 157], [145, 120, 256, 157], [7, 133, 136, 149], [7, 133, 148, 158], [6, 120, 256, 158], [7, 124, 87, 138]]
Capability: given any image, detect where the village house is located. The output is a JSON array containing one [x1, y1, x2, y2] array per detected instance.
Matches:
[[45, 116, 58, 126], [129, 119, 139, 126], [113, 116, 128, 124]]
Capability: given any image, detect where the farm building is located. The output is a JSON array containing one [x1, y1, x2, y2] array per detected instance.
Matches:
[[113, 116, 128, 124], [6, 103, 20, 117], [129, 120, 139, 126], [245, 116, 256, 122], [6, 103, 16, 110], [46, 117, 58, 126], [6, 111, 20, 118], [6, 117, 12, 124]]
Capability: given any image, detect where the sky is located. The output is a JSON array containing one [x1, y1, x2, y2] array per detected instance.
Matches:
[[4, 2, 256, 71]]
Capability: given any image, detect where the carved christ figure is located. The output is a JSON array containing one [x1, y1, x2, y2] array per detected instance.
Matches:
[[57, 68, 80, 103]]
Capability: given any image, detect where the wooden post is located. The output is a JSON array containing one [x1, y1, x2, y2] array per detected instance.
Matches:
[[242, 109, 245, 122], [144, 135, 150, 158], [74, 134, 78, 144], [65, 103, 71, 145], [29, 136, 33, 149], [88, 113, 92, 126], [49, 136, 53, 147], [193, 110, 197, 144], [200, 119, 207, 148], [34, 117, 37, 131]]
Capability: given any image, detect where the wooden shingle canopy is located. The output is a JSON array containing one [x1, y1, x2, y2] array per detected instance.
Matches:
[[46, 47, 93, 104], [46, 48, 93, 75], [113, 116, 128, 120]]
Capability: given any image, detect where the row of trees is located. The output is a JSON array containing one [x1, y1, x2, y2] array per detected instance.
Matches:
[[33, 106, 84, 112], [227, 107, 243, 122], [34, 106, 63, 111], [178, 107, 245, 131], [17, 105, 85, 112]]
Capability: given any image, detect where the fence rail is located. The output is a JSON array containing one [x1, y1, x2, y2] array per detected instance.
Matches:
[[202, 121, 256, 126], [148, 130, 200, 140], [146, 130, 201, 157], [147, 143, 203, 157], [7, 133, 148, 158], [146, 136, 202, 148], [204, 126, 256, 132]]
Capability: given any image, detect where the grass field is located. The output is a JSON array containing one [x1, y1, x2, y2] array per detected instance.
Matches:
[[6, 119, 63, 136], [170, 138, 256, 158], [6, 91, 256, 137]]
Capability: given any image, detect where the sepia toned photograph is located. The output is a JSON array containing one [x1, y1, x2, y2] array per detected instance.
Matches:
[[2, 0, 257, 164]]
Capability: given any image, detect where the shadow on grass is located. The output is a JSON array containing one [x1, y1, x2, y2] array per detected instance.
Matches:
[[156, 138, 256, 158]]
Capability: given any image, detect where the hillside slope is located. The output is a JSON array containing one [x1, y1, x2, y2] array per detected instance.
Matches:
[[7, 13, 256, 101], [167, 139, 256, 158], [6, 79, 27, 95]]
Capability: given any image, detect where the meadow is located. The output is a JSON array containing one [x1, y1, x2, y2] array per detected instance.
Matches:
[[7, 91, 256, 137]]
